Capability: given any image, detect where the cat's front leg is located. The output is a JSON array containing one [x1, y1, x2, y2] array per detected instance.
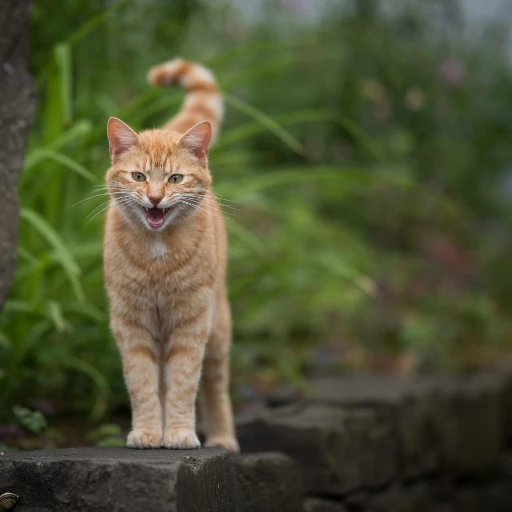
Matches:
[[111, 315, 163, 448], [163, 317, 208, 449]]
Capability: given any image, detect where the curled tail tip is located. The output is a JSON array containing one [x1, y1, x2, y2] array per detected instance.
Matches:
[[147, 58, 184, 87], [147, 58, 218, 91]]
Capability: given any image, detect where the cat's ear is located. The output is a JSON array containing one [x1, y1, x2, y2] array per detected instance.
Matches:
[[107, 117, 140, 162], [177, 121, 212, 167]]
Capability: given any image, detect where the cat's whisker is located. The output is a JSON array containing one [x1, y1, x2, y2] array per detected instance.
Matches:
[[211, 193, 241, 204], [179, 199, 233, 221], [84, 194, 135, 218], [85, 200, 114, 221], [182, 196, 236, 212], [179, 195, 239, 210], [73, 192, 132, 206], [86, 197, 138, 225], [178, 195, 238, 214], [85, 195, 135, 220], [91, 187, 132, 195]]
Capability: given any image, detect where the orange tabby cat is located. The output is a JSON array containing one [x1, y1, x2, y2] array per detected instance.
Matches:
[[103, 58, 238, 451]]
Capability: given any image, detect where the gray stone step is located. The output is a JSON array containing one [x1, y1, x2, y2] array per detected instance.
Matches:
[[0, 447, 302, 512]]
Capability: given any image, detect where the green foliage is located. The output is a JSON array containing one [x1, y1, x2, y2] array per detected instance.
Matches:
[[1, 0, 512, 424], [86, 423, 125, 447], [13, 406, 47, 434]]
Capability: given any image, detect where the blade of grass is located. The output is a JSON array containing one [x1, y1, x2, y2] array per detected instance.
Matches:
[[227, 219, 266, 256], [223, 92, 304, 155], [222, 54, 297, 89], [20, 208, 84, 301], [36, 0, 130, 90], [63, 357, 110, 421], [214, 109, 331, 151], [54, 42, 73, 126], [45, 300, 69, 333], [23, 149, 95, 183], [314, 253, 376, 297]]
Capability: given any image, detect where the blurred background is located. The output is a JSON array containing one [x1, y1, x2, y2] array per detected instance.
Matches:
[[2, 0, 512, 448]]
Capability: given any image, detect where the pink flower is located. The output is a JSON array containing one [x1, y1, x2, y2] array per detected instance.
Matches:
[[438, 58, 466, 86], [280, 0, 306, 15]]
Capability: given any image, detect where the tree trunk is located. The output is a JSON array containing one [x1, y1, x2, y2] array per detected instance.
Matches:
[[0, 0, 35, 312]]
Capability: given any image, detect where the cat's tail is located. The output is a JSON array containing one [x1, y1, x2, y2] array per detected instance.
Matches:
[[147, 58, 223, 141]]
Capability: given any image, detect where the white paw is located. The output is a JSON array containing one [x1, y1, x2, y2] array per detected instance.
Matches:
[[127, 429, 163, 449], [164, 429, 201, 449], [205, 435, 240, 452]]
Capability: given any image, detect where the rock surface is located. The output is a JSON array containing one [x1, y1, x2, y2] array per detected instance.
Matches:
[[233, 453, 303, 512], [0, 0, 35, 311], [0, 447, 301, 512], [241, 370, 508, 495], [238, 402, 397, 495]]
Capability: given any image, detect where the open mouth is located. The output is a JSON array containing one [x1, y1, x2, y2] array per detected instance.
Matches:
[[142, 206, 173, 228]]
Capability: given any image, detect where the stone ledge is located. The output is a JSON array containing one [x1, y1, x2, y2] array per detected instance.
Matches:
[[0, 447, 301, 512], [238, 367, 512, 496]]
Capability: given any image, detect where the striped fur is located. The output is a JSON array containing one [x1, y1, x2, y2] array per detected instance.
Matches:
[[147, 58, 223, 141], [103, 59, 238, 451]]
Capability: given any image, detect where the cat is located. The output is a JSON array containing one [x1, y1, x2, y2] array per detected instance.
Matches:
[[103, 58, 238, 451]]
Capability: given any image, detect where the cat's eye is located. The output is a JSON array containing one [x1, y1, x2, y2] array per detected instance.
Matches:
[[132, 172, 146, 182], [169, 174, 184, 184]]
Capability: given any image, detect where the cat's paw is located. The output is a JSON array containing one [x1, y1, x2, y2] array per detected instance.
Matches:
[[204, 435, 240, 453], [164, 429, 200, 449], [127, 429, 163, 449]]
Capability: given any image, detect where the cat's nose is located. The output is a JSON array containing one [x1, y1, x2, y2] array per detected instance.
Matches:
[[148, 194, 163, 207]]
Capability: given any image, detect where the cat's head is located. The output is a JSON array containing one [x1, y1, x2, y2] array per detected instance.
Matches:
[[106, 117, 212, 231]]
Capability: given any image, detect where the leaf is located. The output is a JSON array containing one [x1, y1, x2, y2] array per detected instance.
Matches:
[[0, 332, 12, 350], [223, 92, 304, 155], [227, 219, 266, 256], [20, 208, 84, 301], [24, 149, 95, 182], [45, 301, 70, 333], [222, 54, 297, 89], [216, 167, 350, 195], [214, 109, 331, 151], [17, 246, 38, 266], [54, 42, 73, 125], [315, 253, 376, 297], [12, 406, 47, 434], [49, 120, 92, 150], [63, 357, 110, 421]]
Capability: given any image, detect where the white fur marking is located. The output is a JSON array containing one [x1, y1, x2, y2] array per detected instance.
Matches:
[[182, 65, 215, 88], [152, 238, 167, 257]]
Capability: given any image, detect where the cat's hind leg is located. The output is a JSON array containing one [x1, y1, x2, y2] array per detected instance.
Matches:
[[200, 294, 239, 452]]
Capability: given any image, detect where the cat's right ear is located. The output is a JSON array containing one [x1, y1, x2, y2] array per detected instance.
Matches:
[[107, 117, 140, 162]]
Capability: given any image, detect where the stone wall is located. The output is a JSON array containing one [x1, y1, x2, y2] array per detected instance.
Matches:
[[237, 367, 512, 511], [2, 367, 512, 511], [0, 0, 35, 312]]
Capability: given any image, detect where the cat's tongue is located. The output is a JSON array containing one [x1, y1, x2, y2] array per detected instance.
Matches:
[[147, 207, 166, 227]]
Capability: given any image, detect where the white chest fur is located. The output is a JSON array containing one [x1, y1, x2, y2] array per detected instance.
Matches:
[[151, 237, 167, 257]]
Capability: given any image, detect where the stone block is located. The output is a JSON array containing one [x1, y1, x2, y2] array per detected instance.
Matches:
[[303, 497, 347, 512], [233, 452, 303, 512], [237, 402, 397, 495], [0, 447, 301, 512], [434, 373, 504, 476]]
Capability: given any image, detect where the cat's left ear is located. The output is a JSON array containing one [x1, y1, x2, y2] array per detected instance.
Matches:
[[177, 121, 212, 167], [107, 117, 140, 162]]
